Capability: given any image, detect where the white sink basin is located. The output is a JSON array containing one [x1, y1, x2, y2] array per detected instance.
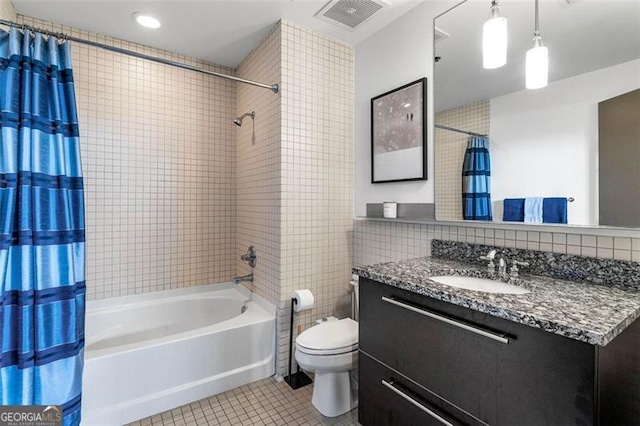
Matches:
[[430, 275, 530, 295]]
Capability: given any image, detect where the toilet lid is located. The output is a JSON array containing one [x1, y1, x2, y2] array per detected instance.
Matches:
[[296, 318, 358, 355]]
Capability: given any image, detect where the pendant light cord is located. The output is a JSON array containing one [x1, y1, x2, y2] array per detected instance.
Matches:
[[534, 0, 540, 36]]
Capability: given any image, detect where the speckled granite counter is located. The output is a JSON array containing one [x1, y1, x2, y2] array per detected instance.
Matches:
[[353, 257, 640, 346]]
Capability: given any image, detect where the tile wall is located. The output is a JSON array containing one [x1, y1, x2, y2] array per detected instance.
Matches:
[[235, 24, 282, 307], [355, 219, 640, 268], [278, 21, 355, 376], [14, 12, 355, 377], [18, 15, 238, 300], [435, 100, 490, 221], [236, 21, 355, 377], [0, 0, 15, 21]]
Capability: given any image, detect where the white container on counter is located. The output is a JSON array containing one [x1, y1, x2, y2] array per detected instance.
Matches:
[[383, 202, 398, 218]]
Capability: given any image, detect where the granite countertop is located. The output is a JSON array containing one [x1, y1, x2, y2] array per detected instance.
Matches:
[[353, 257, 640, 346]]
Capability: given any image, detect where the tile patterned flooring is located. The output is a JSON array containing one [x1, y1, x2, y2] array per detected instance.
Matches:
[[128, 377, 360, 426]]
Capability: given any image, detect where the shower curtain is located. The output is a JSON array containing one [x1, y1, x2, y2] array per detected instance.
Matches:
[[462, 135, 492, 221], [0, 28, 85, 425]]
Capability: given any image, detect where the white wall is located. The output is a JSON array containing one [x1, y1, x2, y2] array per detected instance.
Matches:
[[490, 59, 640, 225], [354, 1, 455, 216]]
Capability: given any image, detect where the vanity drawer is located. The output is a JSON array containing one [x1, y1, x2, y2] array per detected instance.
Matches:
[[359, 351, 486, 426], [360, 278, 598, 425], [360, 278, 502, 424]]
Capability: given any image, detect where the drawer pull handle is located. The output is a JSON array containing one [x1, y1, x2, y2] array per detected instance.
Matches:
[[382, 379, 454, 426], [381, 296, 509, 344]]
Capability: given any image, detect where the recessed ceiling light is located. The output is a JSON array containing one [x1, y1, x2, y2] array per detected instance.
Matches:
[[131, 12, 161, 29]]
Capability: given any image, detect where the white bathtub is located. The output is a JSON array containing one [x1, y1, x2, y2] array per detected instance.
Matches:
[[81, 283, 276, 425]]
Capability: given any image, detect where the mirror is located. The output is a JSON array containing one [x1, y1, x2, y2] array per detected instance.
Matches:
[[434, 0, 640, 227]]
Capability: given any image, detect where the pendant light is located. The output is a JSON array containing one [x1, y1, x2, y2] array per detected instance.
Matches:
[[526, 0, 549, 89], [483, 0, 508, 69]]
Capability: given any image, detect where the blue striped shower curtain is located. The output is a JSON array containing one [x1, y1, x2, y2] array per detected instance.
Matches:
[[462, 136, 492, 221], [0, 28, 85, 425]]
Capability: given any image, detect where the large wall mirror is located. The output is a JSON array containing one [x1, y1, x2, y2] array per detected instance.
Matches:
[[434, 0, 640, 228]]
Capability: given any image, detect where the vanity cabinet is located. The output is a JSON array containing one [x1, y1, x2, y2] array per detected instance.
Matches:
[[359, 278, 640, 426]]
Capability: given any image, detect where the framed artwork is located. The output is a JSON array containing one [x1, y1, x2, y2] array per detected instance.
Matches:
[[371, 78, 427, 183]]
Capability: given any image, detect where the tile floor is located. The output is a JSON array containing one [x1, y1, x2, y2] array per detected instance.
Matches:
[[128, 377, 360, 426]]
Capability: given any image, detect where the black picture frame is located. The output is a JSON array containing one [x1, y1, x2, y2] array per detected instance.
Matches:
[[371, 78, 428, 183]]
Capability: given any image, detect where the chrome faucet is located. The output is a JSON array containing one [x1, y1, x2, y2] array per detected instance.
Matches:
[[480, 249, 529, 278], [509, 260, 530, 278], [495, 253, 508, 277], [240, 246, 257, 268], [480, 249, 498, 274], [232, 274, 254, 285], [480, 249, 507, 277]]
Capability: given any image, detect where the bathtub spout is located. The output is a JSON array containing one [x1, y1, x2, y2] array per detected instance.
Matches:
[[232, 274, 253, 285]]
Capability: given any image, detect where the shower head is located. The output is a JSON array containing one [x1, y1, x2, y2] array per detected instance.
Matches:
[[233, 111, 255, 127]]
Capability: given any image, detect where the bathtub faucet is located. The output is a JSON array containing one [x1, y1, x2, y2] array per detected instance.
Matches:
[[240, 246, 257, 268], [232, 274, 254, 285]]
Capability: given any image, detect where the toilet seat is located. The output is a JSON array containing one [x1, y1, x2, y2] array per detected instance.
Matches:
[[296, 318, 358, 356], [296, 342, 358, 356]]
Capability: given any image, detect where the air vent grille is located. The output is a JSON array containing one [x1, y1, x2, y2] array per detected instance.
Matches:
[[316, 0, 386, 31]]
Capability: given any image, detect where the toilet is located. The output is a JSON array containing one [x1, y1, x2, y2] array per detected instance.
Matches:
[[295, 317, 359, 417]]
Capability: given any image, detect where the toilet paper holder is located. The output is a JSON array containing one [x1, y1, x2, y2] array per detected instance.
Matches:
[[284, 296, 313, 390]]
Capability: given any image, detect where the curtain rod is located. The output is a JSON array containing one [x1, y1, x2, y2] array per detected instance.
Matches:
[[435, 124, 486, 138], [0, 18, 279, 94]]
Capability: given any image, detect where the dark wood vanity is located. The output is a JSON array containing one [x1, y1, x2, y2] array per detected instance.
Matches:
[[359, 278, 640, 426]]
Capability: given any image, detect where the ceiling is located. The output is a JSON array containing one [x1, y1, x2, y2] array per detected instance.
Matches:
[[435, 0, 640, 112], [12, 0, 426, 69]]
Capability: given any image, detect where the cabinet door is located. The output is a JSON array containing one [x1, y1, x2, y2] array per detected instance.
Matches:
[[359, 352, 486, 426]]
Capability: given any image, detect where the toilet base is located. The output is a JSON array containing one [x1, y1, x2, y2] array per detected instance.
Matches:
[[311, 367, 358, 418]]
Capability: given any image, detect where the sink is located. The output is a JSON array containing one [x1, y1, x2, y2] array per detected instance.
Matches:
[[429, 275, 530, 295]]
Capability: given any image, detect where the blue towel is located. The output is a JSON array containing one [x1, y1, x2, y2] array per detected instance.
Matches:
[[543, 198, 568, 224], [524, 197, 544, 223], [503, 198, 525, 222]]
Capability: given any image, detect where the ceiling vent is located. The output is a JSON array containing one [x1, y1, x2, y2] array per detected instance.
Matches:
[[315, 0, 388, 32]]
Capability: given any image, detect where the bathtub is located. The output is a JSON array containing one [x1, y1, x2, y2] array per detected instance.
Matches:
[[81, 283, 276, 425]]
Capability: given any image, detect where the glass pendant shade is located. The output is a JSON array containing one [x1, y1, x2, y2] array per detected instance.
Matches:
[[526, 0, 549, 89], [482, 3, 507, 69], [526, 36, 548, 89]]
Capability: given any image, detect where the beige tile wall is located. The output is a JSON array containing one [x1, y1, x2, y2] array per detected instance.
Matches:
[[355, 219, 640, 267], [18, 15, 238, 300], [435, 101, 490, 221], [18, 11, 354, 377], [235, 24, 282, 307], [0, 0, 15, 21], [278, 21, 355, 377], [236, 21, 355, 377]]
